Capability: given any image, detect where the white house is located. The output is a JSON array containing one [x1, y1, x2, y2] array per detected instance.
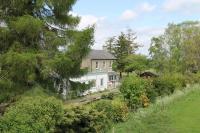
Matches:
[[71, 50, 119, 95], [71, 71, 119, 95]]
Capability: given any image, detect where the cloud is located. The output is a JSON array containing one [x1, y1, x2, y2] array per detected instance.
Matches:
[[75, 14, 115, 49], [135, 27, 164, 55], [79, 15, 106, 29], [121, 10, 138, 21], [77, 14, 164, 55], [120, 2, 156, 21], [140, 2, 156, 12], [163, 0, 200, 13]]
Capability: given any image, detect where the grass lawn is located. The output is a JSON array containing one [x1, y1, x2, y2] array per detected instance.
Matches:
[[112, 85, 200, 133]]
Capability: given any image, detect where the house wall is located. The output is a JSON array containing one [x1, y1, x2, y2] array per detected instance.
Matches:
[[70, 72, 109, 95], [91, 59, 114, 72], [81, 58, 91, 70]]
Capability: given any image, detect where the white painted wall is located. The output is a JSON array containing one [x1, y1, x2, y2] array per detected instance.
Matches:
[[70, 72, 109, 95]]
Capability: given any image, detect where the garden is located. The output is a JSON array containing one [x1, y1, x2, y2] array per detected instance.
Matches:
[[1, 0, 200, 133]]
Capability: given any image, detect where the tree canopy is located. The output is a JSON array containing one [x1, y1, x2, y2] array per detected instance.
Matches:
[[104, 29, 139, 78], [149, 21, 200, 73], [0, 0, 94, 96]]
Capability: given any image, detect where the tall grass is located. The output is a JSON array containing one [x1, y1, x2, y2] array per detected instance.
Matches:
[[112, 84, 200, 133]]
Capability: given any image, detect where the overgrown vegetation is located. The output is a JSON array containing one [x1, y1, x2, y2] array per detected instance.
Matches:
[[93, 99, 129, 123], [1, 0, 200, 132], [113, 85, 200, 133], [0, 0, 94, 102], [0, 94, 64, 132], [120, 75, 149, 110], [56, 106, 111, 133]]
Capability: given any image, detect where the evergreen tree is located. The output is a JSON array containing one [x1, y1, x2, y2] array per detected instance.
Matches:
[[103, 37, 115, 54], [112, 29, 139, 78], [0, 0, 94, 96]]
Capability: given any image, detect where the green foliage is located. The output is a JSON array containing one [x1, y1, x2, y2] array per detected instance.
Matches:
[[105, 29, 139, 78], [124, 54, 149, 73], [0, 28, 12, 53], [1, 51, 38, 85], [113, 85, 200, 133], [0, 96, 64, 133], [120, 75, 148, 109], [103, 37, 115, 54], [113, 108, 173, 133], [9, 15, 44, 48], [93, 100, 129, 123], [149, 21, 200, 73], [145, 80, 157, 103], [0, 80, 15, 103], [169, 73, 186, 88], [185, 72, 200, 84], [152, 75, 176, 96], [151, 73, 186, 98], [55, 106, 111, 133], [0, 0, 94, 97], [67, 81, 93, 99], [0, 0, 80, 26], [101, 92, 115, 100], [149, 36, 168, 72]]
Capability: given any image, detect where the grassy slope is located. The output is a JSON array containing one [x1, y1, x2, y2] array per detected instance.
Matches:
[[113, 85, 200, 133], [168, 90, 200, 133]]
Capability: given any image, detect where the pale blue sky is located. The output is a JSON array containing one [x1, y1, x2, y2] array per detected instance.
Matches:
[[73, 0, 200, 55]]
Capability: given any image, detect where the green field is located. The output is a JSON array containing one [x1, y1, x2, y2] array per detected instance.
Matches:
[[113, 85, 200, 133]]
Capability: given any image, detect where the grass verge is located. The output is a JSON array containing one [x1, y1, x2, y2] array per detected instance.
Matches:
[[112, 84, 200, 133]]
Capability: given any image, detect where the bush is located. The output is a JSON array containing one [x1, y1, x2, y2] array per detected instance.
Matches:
[[93, 100, 129, 123], [0, 96, 64, 133], [101, 92, 114, 100], [56, 106, 111, 133], [145, 80, 157, 103], [152, 75, 176, 96], [120, 75, 149, 109], [185, 72, 200, 84], [166, 73, 186, 88], [67, 81, 93, 99], [0, 80, 26, 103], [0, 80, 13, 103]]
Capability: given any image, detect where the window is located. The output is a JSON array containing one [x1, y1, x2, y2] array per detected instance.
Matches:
[[109, 75, 113, 81], [96, 61, 98, 69], [103, 61, 106, 68], [114, 75, 117, 80], [100, 78, 104, 86]]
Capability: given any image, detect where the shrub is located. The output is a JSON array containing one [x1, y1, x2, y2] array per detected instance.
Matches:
[[56, 106, 111, 133], [185, 72, 200, 84], [166, 73, 186, 88], [143, 79, 157, 104], [0, 96, 64, 133], [0, 80, 13, 103], [120, 75, 148, 109], [68, 81, 93, 99], [152, 76, 176, 96], [0, 80, 26, 103], [101, 92, 114, 100], [93, 100, 129, 123]]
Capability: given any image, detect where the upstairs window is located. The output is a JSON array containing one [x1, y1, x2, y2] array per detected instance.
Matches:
[[96, 61, 99, 69]]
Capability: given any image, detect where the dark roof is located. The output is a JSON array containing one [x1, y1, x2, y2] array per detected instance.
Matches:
[[87, 50, 116, 60], [140, 70, 159, 78]]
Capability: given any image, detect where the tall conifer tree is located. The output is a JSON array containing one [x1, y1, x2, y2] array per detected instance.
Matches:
[[0, 0, 94, 95]]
